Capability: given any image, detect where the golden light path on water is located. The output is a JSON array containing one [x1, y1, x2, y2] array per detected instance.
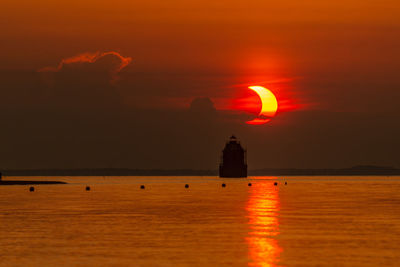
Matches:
[[246, 180, 282, 266]]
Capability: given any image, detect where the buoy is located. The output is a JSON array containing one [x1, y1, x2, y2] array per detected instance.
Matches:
[[29, 186, 35, 192], [185, 184, 189, 188], [140, 185, 145, 189], [248, 183, 252, 186], [222, 183, 226, 187], [285, 182, 287, 185], [274, 182, 278, 186], [86, 186, 91, 191]]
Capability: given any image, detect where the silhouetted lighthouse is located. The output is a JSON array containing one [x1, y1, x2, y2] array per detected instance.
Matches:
[[219, 135, 247, 178]]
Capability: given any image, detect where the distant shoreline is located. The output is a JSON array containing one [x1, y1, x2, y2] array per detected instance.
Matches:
[[0, 180, 67, 185], [2, 166, 400, 176]]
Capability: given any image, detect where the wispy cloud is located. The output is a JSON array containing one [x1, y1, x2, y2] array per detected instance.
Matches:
[[38, 51, 132, 73]]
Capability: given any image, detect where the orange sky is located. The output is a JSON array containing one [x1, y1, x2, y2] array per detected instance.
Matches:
[[2, 0, 399, 72], [2, 0, 400, 112], [0, 0, 400, 169]]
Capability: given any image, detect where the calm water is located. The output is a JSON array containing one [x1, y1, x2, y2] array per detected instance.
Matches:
[[1, 176, 400, 266]]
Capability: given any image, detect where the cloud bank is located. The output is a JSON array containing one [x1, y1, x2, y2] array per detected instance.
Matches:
[[36, 51, 133, 109], [39, 51, 132, 74]]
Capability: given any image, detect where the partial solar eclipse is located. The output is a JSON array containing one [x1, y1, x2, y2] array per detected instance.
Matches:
[[246, 86, 278, 125]]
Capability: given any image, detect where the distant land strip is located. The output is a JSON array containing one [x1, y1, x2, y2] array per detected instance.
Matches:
[[0, 180, 66, 185], [2, 165, 400, 176]]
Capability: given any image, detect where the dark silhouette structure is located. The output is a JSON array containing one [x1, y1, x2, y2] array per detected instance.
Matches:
[[219, 135, 247, 178], [0, 175, 66, 185]]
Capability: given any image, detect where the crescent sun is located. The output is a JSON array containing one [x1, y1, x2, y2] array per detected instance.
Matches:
[[246, 86, 278, 125]]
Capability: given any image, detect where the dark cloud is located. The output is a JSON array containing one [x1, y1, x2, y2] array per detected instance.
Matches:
[[189, 97, 217, 117], [36, 51, 132, 110], [39, 51, 132, 74]]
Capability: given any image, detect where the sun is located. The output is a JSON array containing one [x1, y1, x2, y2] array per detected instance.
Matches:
[[246, 86, 278, 125]]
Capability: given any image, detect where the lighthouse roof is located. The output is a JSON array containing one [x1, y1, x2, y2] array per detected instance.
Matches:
[[224, 135, 244, 151]]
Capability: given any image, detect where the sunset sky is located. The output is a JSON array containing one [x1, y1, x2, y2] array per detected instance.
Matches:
[[0, 0, 399, 170]]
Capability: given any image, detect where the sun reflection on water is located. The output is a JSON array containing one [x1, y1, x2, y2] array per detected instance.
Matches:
[[246, 180, 282, 267]]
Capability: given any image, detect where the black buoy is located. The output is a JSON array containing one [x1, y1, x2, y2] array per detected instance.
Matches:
[[222, 183, 226, 187], [86, 186, 91, 191], [274, 182, 278, 186], [248, 183, 252, 186], [185, 184, 189, 188], [29, 186, 35, 192], [285, 181, 287, 185], [140, 185, 145, 189]]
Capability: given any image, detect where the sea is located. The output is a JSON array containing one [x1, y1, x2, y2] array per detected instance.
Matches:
[[0, 176, 399, 266]]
